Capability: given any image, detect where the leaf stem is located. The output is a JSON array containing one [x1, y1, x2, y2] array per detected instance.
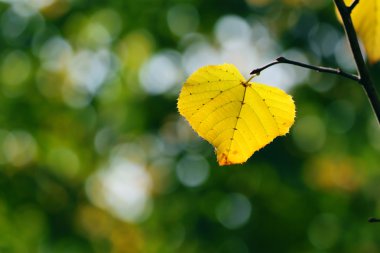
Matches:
[[334, 0, 380, 124], [250, 56, 359, 82], [246, 74, 256, 83]]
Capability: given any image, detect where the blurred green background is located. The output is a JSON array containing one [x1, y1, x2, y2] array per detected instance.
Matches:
[[0, 0, 379, 252]]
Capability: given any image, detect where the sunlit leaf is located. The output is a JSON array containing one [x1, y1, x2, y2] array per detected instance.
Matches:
[[177, 64, 296, 166], [339, 0, 380, 63]]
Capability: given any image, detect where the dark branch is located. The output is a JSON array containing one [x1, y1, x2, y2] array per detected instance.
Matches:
[[250, 60, 279, 75], [368, 217, 380, 223], [349, 0, 360, 13], [335, 0, 380, 124], [250, 56, 359, 82]]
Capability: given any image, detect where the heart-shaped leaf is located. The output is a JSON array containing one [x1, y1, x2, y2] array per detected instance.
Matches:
[[177, 64, 296, 166]]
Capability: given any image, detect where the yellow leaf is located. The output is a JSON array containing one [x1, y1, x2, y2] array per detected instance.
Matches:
[[177, 64, 296, 166], [339, 0, 380, 63]]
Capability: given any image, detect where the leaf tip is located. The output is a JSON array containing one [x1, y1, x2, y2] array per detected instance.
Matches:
[[217, 152, 234, 166], [216, 150, 247, 166]]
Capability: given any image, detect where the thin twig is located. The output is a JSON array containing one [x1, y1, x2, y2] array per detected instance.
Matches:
[[334, 0, 380, 123], [348, 0, 360, 13], [250, 56, 359, 82], [368, 217, 380, 223]]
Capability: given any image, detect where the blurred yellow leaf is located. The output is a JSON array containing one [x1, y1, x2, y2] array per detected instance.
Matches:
[[304, 156, 362, 192], [177, 64, 296, 166], [339, 0, 380, 63]]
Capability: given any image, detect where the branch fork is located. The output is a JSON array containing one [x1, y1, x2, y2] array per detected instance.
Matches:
[[250, 0, 380, 124]]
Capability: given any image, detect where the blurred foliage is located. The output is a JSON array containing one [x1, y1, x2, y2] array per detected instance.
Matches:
[[0, 0, 380, 252]]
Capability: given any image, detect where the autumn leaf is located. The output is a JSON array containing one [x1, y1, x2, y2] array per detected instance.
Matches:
[[177, 64, 296, 166], [339, 0, 380, 63]]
